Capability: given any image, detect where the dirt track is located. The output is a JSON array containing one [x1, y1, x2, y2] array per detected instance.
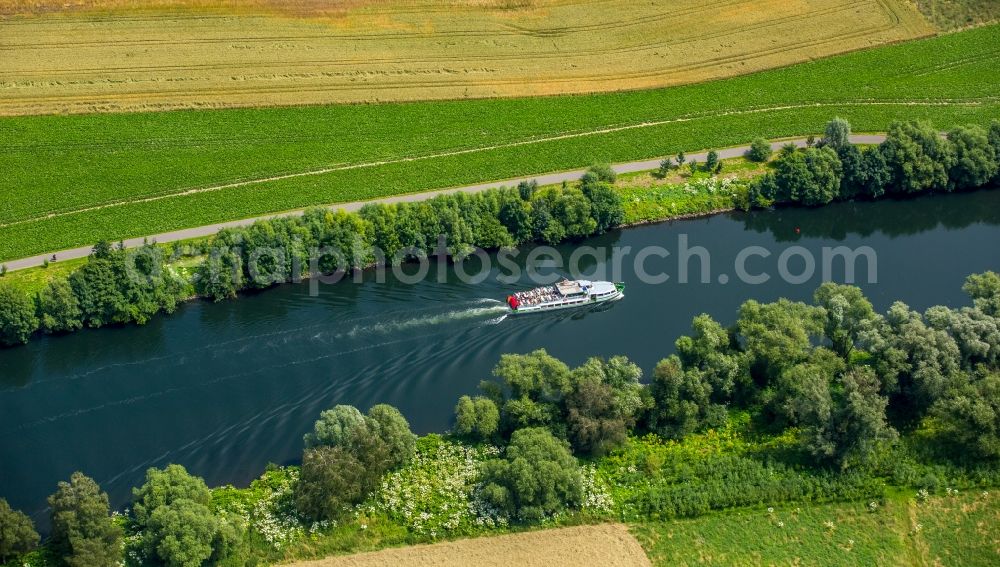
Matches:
[[287, 524, 651, 567]]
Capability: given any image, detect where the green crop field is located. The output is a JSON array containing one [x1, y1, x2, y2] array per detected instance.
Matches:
[[2, 24, 1000, 262], [632, 491, 999, 566]]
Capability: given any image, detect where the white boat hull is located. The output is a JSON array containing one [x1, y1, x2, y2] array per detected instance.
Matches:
[[507, 281, 624, 315]]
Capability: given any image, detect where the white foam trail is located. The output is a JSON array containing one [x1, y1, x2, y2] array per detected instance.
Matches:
[[341, 304, 509, 338], [486, 314, 508, 325]]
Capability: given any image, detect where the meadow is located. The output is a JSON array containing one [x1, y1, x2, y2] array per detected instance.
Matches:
[[631, 491, 998, 566], [0, 0, 931, 115], [1, 23, 999, 262]]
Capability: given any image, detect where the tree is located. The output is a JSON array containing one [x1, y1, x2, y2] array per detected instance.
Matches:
[[37, 278, 83, 334], [366, 404, 417, 469], [69, 245, 185, 326], [0, 498, 39, 563], [69, 257, 125, 326], [580, 181, 624, 233], [657, 158, 674, 177], [674, 314, 747, 400], [836, 143, 865, 200], [929, 371, 1000, 460], [195, 245, 244, 302], [747, 138, 772, 162], [831, 367, 897, 466], [454, 395, 500, 440], [142, 498, 219, 567], [779, 142, 798, 159], [782, 364, 895, 466], [583, 164, 616, 184], [688, 159, 698, 175], [737, 298, 825, 383], [301, 208, 374, 272], [294, 445, 368, 521], [564, 373, 625, 455], [824, 117, 852, 150], [529, 187, 596, 244], [925, 305, 1000, 368], [880, 120, 955, 194], [497, 188, 533, 243], [303, 404, 414, 470], [563, 356, 644, 456], [303, 405, 366, 449], [344, 417, 395, 477], [748, 172, 778, 207], [517, 180, 538, 201], [91, 240, 113, 260], [676, 150, 686, 167], [963, 271, 1000, 317], [130, 465, 239, 565], [860, 302, 962, 417], [771, 146, 843, 205], [491, 349, 572, 434], [813, 283, 878, 358], [647, 356, 726, 439], [48, 472, 123, 567], [947, 125, 998, 190], [775, 352, 837, 433], [705, 150, 720, 172], [595, 355, 648, 420], [132, 464, 211, 525], [480, 428, 582, 522], [858, 145, 892, 199], [0, 282, 38, 346], [990, 120, 1000, 182]]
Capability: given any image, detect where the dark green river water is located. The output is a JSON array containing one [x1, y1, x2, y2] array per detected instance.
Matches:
[[2, 190, 999, 525]]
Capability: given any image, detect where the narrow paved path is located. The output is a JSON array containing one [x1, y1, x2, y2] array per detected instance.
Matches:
[[3, 135, 885, 271]]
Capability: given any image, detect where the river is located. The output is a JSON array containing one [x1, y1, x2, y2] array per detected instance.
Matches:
[[2, 190, 999, 525]]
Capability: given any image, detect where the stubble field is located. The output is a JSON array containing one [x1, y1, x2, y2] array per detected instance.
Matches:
[[0, 0, 933, 115], [288, 523, 651, 567]]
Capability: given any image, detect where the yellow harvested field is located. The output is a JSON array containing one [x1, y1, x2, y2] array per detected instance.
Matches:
[[0, 0, 933, 115], [286, 524, 651, 567]]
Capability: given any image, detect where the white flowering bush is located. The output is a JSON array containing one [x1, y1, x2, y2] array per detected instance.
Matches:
[[681, 177, 742, 196], [580, 464, 614, 515], [372, 437, 506, 537], [213, 467, 307, 550], [620, 176, 750, 223]]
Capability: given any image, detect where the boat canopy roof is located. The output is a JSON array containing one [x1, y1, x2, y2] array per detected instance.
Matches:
[[556, 280, 586, 296], [590, 281, 616, 294]]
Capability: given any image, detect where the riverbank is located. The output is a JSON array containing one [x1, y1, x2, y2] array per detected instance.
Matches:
[[4, 130, 999, 349], [3, 190, 1000, 562]]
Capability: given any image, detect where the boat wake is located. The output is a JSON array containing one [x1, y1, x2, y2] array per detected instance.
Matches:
[[342, 301, 508, 338]]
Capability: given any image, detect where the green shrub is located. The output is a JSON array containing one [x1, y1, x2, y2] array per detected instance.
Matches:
[[481, 428, 583, 522], [0, 498, 39, 564], [748, 138, 773, 162]]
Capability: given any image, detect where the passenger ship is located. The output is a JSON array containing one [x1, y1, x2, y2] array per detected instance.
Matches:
[[506, 279, 625, 314]]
